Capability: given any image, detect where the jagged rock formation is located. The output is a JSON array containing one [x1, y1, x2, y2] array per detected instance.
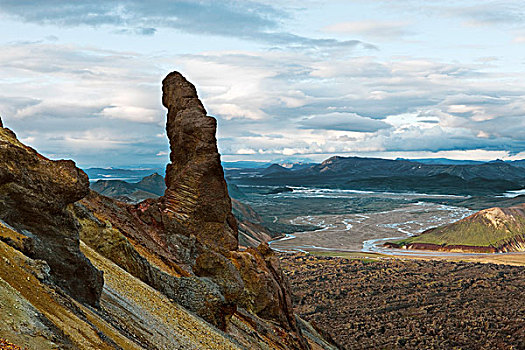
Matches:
[[0, 73, 330, 349], [0, 222, 245, 349], [161, 72, 238, 252], [90, 174, 276, 248], [0, 124, 103, 306], [75, 72, 314, 348], [386, 204, 525, 253]]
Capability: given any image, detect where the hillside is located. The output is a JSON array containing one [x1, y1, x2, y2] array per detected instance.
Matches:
[[90, 173, 166, 202], [0, 73, 333, 349], [386, 204, 525, 253], [345, 173, 522, 196]]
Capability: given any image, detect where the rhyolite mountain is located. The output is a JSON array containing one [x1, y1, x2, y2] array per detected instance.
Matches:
[[386, 204, 525, 253], [229, 156, 525, 195], [0, 74, 335, 349]]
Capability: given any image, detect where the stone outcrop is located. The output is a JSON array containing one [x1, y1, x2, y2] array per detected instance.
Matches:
[[75, 71, 310, 348], [0, 74, 334, 349], [161, 72, 238, 252], [0, 125, 103, 306]]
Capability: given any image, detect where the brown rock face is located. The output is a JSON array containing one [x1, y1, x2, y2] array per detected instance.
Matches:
[[77, 72, 310, 347], [161, 72, 238, 252], [0, 125, 103, 306]]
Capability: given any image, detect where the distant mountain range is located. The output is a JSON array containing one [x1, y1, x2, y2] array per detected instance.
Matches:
[[90, 173, 165, 202], [82, 158, 525, 182], [222, 160, 316, 169], [84, 156, 525, 197], [402, 158, 525, 168], [84, 167, 164, 182], [397, 158, 484, 165], [227, 156, 525, 195]]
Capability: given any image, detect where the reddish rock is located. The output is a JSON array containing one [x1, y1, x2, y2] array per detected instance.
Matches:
[[160, 72, 238, 252], [77, 72, 310, 347]]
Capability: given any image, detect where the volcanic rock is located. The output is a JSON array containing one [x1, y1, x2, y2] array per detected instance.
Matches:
[[0, 124, 103, 306], [0, 75, 333, 349], [161, 72, 238, 252], [75, 71, 311, 347]]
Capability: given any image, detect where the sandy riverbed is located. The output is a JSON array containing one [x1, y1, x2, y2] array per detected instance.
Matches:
[[270, 202, 472, 253]]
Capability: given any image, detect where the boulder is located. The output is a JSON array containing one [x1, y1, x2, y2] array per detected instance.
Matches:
[[0, 124, 103, 306]]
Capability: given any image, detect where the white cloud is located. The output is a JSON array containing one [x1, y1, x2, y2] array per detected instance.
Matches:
[[323, 20, 412, 40], [298, 112, 391, 132], [1, 2, 525, 166], [513, 35, 525, 43]]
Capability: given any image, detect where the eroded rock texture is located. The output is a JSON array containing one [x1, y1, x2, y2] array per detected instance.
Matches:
[[161, 72, 238, 252], [0, 125, 103, 306], [76, 71, 310, 348], [0, 77, 330, 349]]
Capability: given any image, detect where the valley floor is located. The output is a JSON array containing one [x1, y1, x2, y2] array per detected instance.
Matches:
[[280, 254, 525, 350], [269, 202, 473, 253]]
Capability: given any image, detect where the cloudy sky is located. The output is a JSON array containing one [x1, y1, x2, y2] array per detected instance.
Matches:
[[0, 0, 524, 167]]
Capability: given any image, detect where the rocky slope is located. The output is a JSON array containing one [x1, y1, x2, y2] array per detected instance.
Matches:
[[386, 204, 525, 253], [0, 73, 330, 349], [231, 199, 274, 248]]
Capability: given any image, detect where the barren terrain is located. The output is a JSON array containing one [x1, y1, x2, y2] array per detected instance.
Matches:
[[270, 202, 472, 253], [281, 254, 525, 350]]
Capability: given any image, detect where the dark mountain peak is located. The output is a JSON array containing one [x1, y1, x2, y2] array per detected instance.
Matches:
[[320, 156, 339, 165], [262, 163, 290, 175], [139, 172, 163, 182]]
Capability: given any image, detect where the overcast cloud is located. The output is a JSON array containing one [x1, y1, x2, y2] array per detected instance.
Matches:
[[0, 0, 524, 167]]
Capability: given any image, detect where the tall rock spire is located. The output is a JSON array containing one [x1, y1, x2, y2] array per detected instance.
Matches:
[[160, 72, 238, 251]]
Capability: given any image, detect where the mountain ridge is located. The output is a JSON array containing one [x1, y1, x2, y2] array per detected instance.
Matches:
[[229, 156, 525, 195]]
